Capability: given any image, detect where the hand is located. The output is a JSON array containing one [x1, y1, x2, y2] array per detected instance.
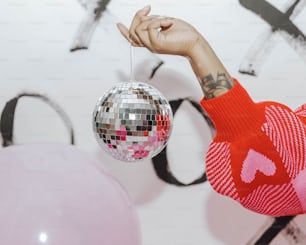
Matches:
[[116, 5, 202, 57], [117, 5, 233, 99]]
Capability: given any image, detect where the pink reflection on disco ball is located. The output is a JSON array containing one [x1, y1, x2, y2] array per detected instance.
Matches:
[[93, 81, 173, 162]]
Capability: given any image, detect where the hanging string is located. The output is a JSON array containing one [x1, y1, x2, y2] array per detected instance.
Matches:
[[129, 44, 135, 82]]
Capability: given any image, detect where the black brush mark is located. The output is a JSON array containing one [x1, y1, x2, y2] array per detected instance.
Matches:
[[151, 98, 214, 186], [94, 0, 111, 20], [239, 0, 305, 39], [70, 0, 111, 52], [254, 216, 295, 245], [0, 93, 75, 146], [239, 0, 306, 76], [150, 61, 164, 79]]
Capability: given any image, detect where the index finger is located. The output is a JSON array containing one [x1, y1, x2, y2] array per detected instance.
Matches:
[[128, 5, 151, 45], [130, 5, 151, 30], [116, 5, 151, 46]]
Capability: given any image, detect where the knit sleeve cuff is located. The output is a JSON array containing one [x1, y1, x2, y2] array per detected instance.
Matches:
[[200, 79, 264, 140]]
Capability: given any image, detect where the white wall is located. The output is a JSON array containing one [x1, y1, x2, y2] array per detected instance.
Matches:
[[1, 0, 306, 244]]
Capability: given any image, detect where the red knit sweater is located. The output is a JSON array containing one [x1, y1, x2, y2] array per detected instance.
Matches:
[[200, 79, 306, 216]]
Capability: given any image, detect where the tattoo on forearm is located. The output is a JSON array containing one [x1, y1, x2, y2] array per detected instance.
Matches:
[[200, 72, 233, 99]]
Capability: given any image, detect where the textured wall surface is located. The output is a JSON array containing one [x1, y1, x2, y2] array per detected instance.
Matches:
[[0, 0, 306, 244]]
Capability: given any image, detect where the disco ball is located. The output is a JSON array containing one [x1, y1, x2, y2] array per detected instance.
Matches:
[[93, 81, 173, 162]]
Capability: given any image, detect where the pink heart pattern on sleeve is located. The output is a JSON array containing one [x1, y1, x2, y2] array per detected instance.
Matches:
[[201, 79, 306, 216], [241, 149, 276, 184]]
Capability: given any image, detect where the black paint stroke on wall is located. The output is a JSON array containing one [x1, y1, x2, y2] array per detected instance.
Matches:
[[70, 0, 111, 51], [252, 216, 306, 244], [239, 0, 306, 76], [0, 93, 75, 147], [70, 0, 167, 77], [150, 61, 164, 79], [247, 216, 294, 245], [151, 98, 214, 186]]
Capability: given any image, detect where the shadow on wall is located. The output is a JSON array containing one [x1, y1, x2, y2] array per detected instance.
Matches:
[[205, 190, 268, 245], [205, 184, 306, 245], [94, 149, 165, 206]]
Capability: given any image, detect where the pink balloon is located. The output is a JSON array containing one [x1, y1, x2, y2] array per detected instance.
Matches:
[[0, 143, 142, 245]]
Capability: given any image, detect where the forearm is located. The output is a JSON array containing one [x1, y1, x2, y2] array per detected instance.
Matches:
[[187, 37, 234, 99]]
